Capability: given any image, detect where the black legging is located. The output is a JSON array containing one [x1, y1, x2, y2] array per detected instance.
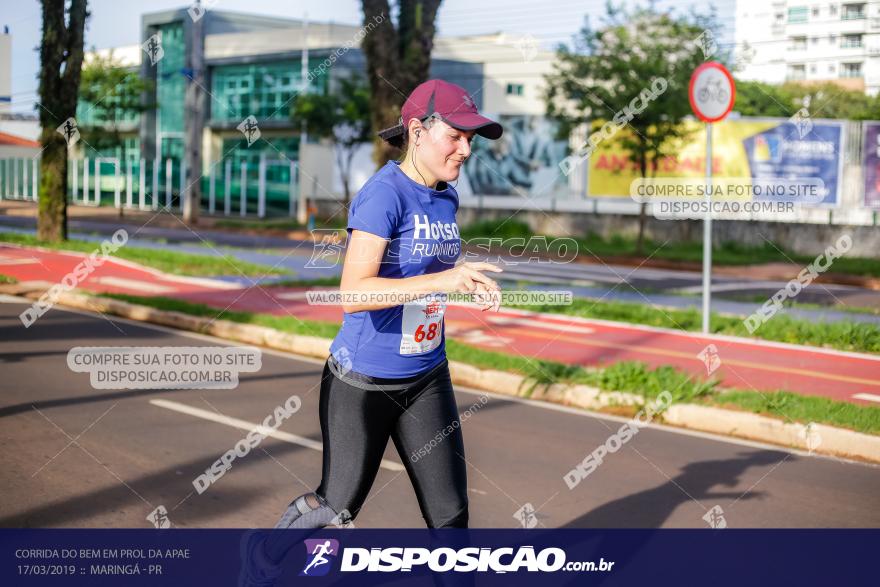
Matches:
[[269, 356, 468, 538], [252, 357, 472, 583], [314, 357, 469, 527]]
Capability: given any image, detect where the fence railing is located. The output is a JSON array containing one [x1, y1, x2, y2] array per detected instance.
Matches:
[[0, 154, 300, 218], [0, 158, 39, 201]]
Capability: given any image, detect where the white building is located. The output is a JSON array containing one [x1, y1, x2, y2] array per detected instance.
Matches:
[[433, 33, 555, 117], [735, 1, 880, 94], [0, 26, 40, 142], [1, 26, 12, 113]]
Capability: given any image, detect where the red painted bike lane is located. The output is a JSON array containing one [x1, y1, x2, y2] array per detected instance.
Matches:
[[3, 244, 878, 406]]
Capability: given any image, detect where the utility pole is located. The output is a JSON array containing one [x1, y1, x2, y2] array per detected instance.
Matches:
[[297, 13, 310, 226], [183, 1, 205, 224]]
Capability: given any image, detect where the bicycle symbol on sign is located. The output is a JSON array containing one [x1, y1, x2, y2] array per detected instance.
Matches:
[[698, 77, 728, 104]]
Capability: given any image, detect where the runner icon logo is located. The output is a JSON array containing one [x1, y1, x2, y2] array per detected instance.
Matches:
[[300, 539, 340, 577], [702, 505, 727, 529], [697, 344, 722, 376], [306, 229, 346, 269]]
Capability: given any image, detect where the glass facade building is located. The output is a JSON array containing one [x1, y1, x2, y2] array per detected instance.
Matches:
[[210, 59, 327, 123], [155, 21, 185, 162], [70, 8, 486, 213]]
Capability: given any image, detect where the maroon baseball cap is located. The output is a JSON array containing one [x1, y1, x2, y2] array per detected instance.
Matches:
[[378, 79, 503, 149]]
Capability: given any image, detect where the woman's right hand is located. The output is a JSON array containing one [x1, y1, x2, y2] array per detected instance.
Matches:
[[472, 281, 502, 312], [442, 261, 503, 294]]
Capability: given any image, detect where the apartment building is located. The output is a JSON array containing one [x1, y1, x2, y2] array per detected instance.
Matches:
[[735, 1, 880, 94]]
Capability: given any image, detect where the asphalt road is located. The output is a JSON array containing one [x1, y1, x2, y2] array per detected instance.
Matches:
[[1, 298, 879, 529]]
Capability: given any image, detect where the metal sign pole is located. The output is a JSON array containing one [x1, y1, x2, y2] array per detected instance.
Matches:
[[702, 122, 713, 334]]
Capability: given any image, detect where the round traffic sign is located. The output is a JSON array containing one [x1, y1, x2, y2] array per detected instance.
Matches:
[[688, 62, 735, 123]]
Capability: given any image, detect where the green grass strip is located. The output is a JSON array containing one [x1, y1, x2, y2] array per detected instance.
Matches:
[[710, 389, 880, 436]]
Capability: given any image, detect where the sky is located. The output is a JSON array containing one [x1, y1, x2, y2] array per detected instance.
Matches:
[[2, 0, 735, 114]]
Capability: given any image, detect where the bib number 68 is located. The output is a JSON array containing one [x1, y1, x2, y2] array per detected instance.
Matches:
[[400, 296, 446, 355], [414, 321, 440, 343]]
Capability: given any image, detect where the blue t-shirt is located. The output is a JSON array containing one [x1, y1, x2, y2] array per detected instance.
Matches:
[[329, 161, 462, 378]]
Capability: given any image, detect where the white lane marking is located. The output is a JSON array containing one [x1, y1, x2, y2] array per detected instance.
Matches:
[[148, 398, 405, 472], [487, 315, 595, 334], [490, 262, 670, 282], [674, 281, 858, 294], [0, 294, 28, 303], [0, 255, 40, 265], [495, 270, 601, 285], [445, 322, 513, 347], [276, 291, 310, 300], [673, 281, 783, 294], [853, 393, 880, 404], [90, 276, 176, 294]]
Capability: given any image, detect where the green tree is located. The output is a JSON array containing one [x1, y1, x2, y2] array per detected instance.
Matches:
[[292, 75, 371, 204], [545, 4, 717, 253], [733, 81, 796, 118], [78, 51, 154, 160], [37, 0, 89, 242], [735, 80, 880, 120], [361, 0, 443, 167]]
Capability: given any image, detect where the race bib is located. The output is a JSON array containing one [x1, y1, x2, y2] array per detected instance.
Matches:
[[400, 295, 446, 355]]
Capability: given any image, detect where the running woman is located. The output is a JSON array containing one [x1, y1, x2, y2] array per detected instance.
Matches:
[[240, 79, 505, 584], [280, 78, 504, 527]]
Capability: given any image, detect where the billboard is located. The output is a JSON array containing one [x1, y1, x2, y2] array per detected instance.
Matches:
[[587, 118, 844, 206], [862, 121, 880, 208], [460, 114, 568, 197]]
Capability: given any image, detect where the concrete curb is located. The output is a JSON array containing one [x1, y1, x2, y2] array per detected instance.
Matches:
[[663, 404, 880, 463], [5, 281, 879, 464]]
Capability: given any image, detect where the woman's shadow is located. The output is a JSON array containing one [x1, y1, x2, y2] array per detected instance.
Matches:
[[557, 450, 785, 585], [563, 450, 782, 528]]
